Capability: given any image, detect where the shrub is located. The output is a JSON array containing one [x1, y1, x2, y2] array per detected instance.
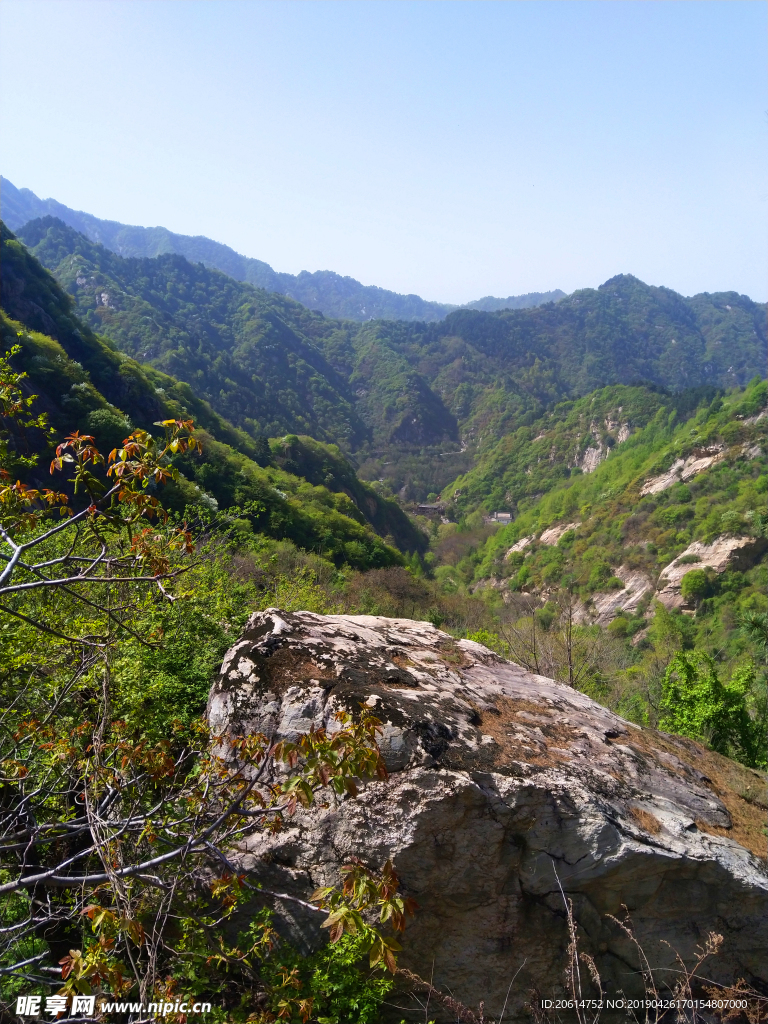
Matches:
[[680, 569, 712, 604], [588, 561, 613, 591], [659, 652, 766, 767]]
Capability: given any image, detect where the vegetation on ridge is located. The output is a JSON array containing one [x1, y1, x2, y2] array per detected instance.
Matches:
[[0, 202, 766, 1021], [17, 216, 767, 506]]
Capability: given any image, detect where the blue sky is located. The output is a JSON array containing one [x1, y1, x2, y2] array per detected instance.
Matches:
[[1, 0, 765, 302]]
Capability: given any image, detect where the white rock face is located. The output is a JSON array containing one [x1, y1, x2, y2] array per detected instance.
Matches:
[[641, 446, 726, 495], [582, 566, 654, 624], [209, 611, 768, 1020], [506, 534, 534, 556], [538, 521, 579, 546], [655, 535, 766, 609], [580, 445, 605, 473]]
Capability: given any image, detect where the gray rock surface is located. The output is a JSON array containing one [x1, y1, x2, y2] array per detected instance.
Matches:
[[208, 610, 768, 1020]]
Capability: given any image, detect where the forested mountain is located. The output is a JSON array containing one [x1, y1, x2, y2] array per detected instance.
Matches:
[[464, 289, 565, 311], [443, 378, 767, 702], [17, 215, 767, 504], [0, 222, 423, 564], [2, 177, 561, 321]]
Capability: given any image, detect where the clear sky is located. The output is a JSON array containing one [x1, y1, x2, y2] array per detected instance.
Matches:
[[1, 0, 766, 303]]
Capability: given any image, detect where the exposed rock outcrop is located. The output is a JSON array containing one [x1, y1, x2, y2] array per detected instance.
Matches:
[[578, 566, 654, 624], [506, 534, 533, 556], [538, 521, 579, 546], [655, 535, 767, 609], [580, 444, 605, 473], [641, 446, 726, 495], [209, 611, 768, 1020]]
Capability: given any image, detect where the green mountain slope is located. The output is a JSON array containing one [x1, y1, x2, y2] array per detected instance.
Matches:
[[1, 223, 422, 564], [17, 217, 457, 455], [15, 216, 369, 447], [15, 216, 767, 506], [3, 178, 562, 322], [467, 378, 766, 650], [443, 384, 711, 516]]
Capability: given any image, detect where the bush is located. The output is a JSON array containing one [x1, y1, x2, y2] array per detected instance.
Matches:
[[680, 569, 712, 604], [588, 561, 613, 591], [659, 652, 766, 767], [263, 932, 393, 1024]]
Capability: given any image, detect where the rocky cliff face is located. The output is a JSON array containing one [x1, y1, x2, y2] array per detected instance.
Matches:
[[208, 610, 768, 1020]]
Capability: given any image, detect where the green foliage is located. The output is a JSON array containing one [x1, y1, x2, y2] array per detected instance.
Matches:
[[15, 217, 368, 448], [263, 933, 394, 1024], [1, 226, 420, 566], [467, 378, 767, 675], [659, 652, 766, 768], [16, 218, 766, 506], [465, 628, 507, 656], [680, 569, 712, 603]]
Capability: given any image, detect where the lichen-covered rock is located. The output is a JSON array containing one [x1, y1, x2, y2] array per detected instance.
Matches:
[[208, 610, 768, 1020]]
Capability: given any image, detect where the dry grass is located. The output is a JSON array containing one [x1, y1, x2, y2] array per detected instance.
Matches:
[[627, 730, 768, 859], [474, 696, 581, 769], [630, 806, 662, 834]]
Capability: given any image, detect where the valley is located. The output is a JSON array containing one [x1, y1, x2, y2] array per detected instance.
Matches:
[[0, 202, 765, 1022]]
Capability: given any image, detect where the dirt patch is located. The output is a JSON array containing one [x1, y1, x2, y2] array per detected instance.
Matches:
[[476, 696, 580, 769], [436, 639, 475, 669]]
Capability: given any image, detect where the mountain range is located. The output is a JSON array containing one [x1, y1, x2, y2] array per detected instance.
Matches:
[[13, 213, 766, 503], [0, 221, 425, 566], [1, 177, 564, 322], [1, 207, 765, 715]]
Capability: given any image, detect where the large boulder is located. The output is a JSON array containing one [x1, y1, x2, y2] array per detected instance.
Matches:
[[208, 610, 768, 1020]]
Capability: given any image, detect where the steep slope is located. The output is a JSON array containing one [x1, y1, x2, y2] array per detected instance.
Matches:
[[15, 216, 370, 447], [444, 384, 711, 517], [17, 217, 457, 453], [469, 378, 766, 648], [0, 224, 423, 562], [3, 178, 560, 322]]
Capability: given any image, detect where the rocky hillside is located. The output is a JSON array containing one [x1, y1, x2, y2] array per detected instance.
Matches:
[[468, 378, 766, 624], [210, 610, 768, 1021]]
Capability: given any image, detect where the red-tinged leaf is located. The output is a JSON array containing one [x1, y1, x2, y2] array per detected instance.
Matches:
[[384, 946, 397, 973]]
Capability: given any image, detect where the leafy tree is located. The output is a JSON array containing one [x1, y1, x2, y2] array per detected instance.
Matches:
[[680, 569, 712, 605], [0, 359, 415, 1017], [659, 652, 766, 768]]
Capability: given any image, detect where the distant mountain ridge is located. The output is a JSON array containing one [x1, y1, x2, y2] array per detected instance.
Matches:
[[0, 221, 423, 564], [1, 176, 564, 321], [15, 214, 766, 512]]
